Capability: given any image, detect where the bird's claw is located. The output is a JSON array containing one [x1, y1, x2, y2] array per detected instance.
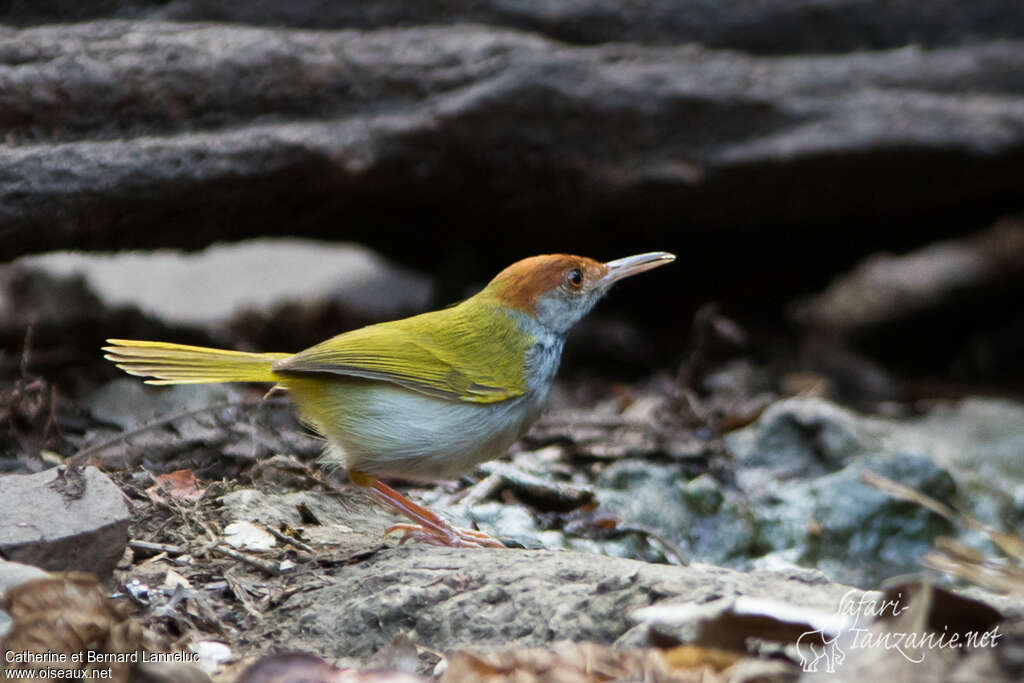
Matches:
[[384, 523, 505, 548]]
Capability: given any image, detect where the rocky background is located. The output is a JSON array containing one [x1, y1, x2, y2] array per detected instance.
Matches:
[[2, 2, 1024, 682]]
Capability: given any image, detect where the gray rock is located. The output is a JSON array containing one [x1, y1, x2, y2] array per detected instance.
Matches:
[[0, 560, 50, 641], [596, 461, 759, 565], [884, 398, 1024, 528], [217, 487, 393, 552], [84, 378, 238, 431], [260, 545, 860, 659], [0, 559, 49, 597], [588, 397, 1021, 587], [16, 240, 434, 328], [729, 398, 871, 489], [0, 466, 130, 578], [77, 379, 321, 469], [729, 396, 1024, 530], [2, 21, 1024, 311], [755, 451, 955, 586], [721, 397, 1024, 586]]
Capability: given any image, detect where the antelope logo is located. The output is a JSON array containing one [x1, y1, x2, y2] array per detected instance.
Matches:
[[796, 629, 846, 673]]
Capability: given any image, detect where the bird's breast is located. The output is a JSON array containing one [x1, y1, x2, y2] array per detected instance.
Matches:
[[522, 325, 566, 394], [297, 377, 546, 481]]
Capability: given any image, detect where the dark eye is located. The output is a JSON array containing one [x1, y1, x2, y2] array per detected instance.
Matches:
[[565, 267, 583, 289]]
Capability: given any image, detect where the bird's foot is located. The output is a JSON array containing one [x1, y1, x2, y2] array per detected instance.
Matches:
[[384, 522, 504, 548], [365, 477, 505, 548]]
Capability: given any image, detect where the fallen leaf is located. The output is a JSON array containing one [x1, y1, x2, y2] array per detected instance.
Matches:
[[190, 641, 232, 675], [224, 521, 277, 551], [146, 470, 205, 504], [1, 571, 149, 683], [162, 569, 192, 590], [237, 652, 427, 682], [663, 645, 741, 672], [632, 596, 850, 652], [441, 641, 723, 683]]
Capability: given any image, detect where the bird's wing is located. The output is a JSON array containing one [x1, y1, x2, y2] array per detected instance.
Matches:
[[271, 302, 531, 403]]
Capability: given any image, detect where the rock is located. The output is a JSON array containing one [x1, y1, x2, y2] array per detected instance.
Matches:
[[0, 559, 49, 597], [730, 396, 1024, 531], [84, 379, 238, 431], [721, 397, 1024, 586], [0, 559, 50, 641], [5, 0, 1024, 55], [217, 488, 382, 551], [2, 22, 1024, 322], [16, 240, 434, 328], [596, 461, 759, 566], [0, 571, 149, 682], [887, 398, 1024, 528], [754, 451, 956, 586], [0, 466, 130, 578], [258, 545, 860, 660], [583, 397, 1023, 587], [235, 653, 424, 683], [728, 398, 870, 489], [0, 262, 186, 380], [77, 379, 320, 470]]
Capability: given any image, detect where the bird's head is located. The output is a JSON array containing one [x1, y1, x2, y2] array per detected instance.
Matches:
[[483, 252, 675, 335]]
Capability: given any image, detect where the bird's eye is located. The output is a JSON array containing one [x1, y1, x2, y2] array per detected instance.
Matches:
[[565, 267, 583, 289]]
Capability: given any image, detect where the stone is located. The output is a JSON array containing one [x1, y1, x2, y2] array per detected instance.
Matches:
[[16, 240, 434, 328], [0, 559, 50, 641], [217, 488, 376, 551], [728, 398, 870, 488], [84, 379, 238, 431], [585, 397, 1022, 587], [258, 545, 861, 660], [0, 559, 49, 597], [0, 466, 131, 578]]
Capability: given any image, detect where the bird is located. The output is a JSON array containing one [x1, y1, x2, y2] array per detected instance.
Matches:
[[104, 251, 675, 547]]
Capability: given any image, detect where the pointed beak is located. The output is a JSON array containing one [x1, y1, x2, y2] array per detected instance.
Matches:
[[600, 251, 676, 287]]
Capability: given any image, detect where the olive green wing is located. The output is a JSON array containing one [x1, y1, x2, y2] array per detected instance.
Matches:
[[271, 302, 531, 404]]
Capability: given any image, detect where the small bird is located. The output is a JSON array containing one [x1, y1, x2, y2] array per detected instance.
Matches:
[[104, 252, 675, 547]]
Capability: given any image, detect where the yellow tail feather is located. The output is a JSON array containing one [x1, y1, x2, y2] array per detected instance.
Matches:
[[103, 339, 290, 385]]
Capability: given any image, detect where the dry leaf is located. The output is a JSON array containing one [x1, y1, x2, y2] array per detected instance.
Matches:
[[441, 641, 726, 683], [1, 571, 149, 682], [236, 652, 426, 682], [224, 521, 277, 551], [663, 645, 741, 672], [146, 470, 205, 504]]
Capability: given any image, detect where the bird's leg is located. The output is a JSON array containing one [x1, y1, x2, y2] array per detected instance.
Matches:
[[350, 471, 504, 548]]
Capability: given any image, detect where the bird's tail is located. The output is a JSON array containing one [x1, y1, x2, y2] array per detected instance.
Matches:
[[103, 339, 290, 385]]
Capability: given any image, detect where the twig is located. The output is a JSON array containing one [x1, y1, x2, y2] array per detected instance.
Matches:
[[20, 323, 33, 379], [453, 472, 504, 507], [212, 544, 284, 577], [265, 525, 315, 554], [861, 470, 1024, 561], [130, 540, 186, 556], [71, 398, 289, 464]]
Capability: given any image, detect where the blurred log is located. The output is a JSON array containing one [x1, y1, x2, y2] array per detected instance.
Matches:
[[2, 22, 1024, 311], [4, 0, 1024, 55], [792, 217, 1024, 387]]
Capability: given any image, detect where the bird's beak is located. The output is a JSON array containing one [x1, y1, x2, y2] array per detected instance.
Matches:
[[600, 252, 676, 287]]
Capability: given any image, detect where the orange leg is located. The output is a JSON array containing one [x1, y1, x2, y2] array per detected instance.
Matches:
[[351, 471, 504, 548]]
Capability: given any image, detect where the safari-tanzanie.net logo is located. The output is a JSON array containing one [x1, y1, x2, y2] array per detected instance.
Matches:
[[796, 589, 1002, 673]]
